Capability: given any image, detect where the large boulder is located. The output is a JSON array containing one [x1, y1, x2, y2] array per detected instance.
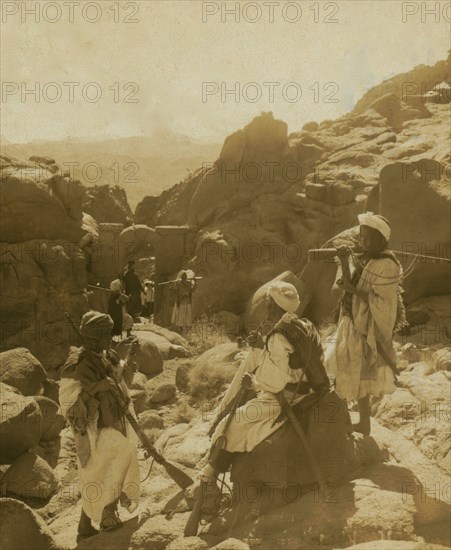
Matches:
[[156, 418, 210, 468], [115, 336, 163, 378], [136, 330, 189, 360], [0, 498, 66, 550], [146, 382, 176, 404], [0, 348, 47, 395], [34, 395, 65, 441], [0, 451, 58, 499], [0, 383, 42, 463], [366, 159, 450, 304], [220, 418, 450, 548], [0, 155, 91, 370], [0, 156, 85, 243], [81, 184, 133, 226], [231, 391, 373, 489], [0, 240, 89, 369], [367, 93, 431, 132], [432, 347, 451, 371], [188, 343, 246, 402], [211, 541, 250, 550]]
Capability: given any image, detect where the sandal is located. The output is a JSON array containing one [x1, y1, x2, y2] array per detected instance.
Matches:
[[100, 512, 123, 532]]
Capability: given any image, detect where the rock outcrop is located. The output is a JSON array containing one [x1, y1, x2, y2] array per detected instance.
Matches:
[[134, 52, 450, 319], [0, 383, 42, 464], [0, 156, 92, 369], [353, 51, 451, 114], [298, 158, 450, 325], [82, 184, 133, 226], [0, 348, 47, 395], [1, 156, 85, 243], [0, 498, 66, 550]]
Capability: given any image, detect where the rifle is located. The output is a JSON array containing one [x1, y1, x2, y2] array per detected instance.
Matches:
[[185, 326, 263, 537], [308, 247, 451, 264], [65, 313, 194, 490], [275, 391, 328, 492], [184, 386, 247, 537], [158, 277, 202, 286], [87, 285, 111, 293]]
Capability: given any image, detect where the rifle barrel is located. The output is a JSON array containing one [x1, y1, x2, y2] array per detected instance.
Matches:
[[308, 248, 451, 263], [64, 313, 193, 490]]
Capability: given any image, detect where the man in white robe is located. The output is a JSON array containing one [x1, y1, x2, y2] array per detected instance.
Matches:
[[326, 213, 402, 435], [200, 281, 329, 479], [59, 311, 140, 538]]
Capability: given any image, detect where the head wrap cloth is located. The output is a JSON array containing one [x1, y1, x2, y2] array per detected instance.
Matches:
[[80, 311, 113, 345], [110, 279, 122, 292], [358, 212, 391, 241], [266, 281, 300, 313]]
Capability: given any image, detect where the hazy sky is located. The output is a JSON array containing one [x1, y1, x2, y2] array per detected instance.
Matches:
[[1, 0, 450, 143]]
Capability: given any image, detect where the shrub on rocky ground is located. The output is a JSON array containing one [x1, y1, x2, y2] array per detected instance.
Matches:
[[186, 315, 233, 356], [187, 361, 235, 403]]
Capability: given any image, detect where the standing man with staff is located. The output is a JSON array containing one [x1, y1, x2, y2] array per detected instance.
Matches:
[[326, 212, 404, 435]]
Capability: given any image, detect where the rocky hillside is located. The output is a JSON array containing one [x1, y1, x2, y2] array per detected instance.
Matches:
[[2, 132, 222, 210], [0, 155, 94, 369], [0, 53, 450, 550], [353, 53, 451, 113], [81, 184, 133, 227], [1, 326, 449, 550], [135, 52, 450, 319]]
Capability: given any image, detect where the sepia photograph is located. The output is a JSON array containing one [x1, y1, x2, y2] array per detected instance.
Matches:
[[0, 1, 450, 549]]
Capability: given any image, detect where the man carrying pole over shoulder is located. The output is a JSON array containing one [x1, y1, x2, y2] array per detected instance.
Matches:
[[327, 212, 404, 435]]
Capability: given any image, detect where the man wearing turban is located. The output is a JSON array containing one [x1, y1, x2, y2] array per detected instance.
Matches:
[[196, 281, 329, 512], [326, 212, 403, 435], [59, 311, 140, 538]]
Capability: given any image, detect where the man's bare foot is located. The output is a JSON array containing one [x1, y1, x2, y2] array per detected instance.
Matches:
[[100, 502, 123, 532]]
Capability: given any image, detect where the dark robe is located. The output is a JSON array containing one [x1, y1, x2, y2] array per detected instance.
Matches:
[[123, 270, 143, 316], [108, 292, 124, 336]]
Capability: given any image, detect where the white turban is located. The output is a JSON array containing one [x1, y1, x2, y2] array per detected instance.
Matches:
[[358, 212, 391, 241], [266, 281, 300, 313], [110, 279, 122, 292]]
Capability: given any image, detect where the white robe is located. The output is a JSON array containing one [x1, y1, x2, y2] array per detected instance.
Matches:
[[59, 358, 140, 523], [326, 255, 399, 401], [211, 333, 305, 453]]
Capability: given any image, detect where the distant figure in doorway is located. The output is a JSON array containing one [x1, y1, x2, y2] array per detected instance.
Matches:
[[171, 271, 197, 335], [107, 279, 128, 340], [142, 280, 155, 322], [123, 262, 143, 321]]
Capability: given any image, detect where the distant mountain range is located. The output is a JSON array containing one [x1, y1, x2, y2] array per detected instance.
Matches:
[[1, 131, 222, 210]]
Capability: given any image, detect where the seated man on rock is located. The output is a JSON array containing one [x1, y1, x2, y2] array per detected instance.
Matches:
[[196, 282, 331, 513], [59, 311, 140, 538]]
